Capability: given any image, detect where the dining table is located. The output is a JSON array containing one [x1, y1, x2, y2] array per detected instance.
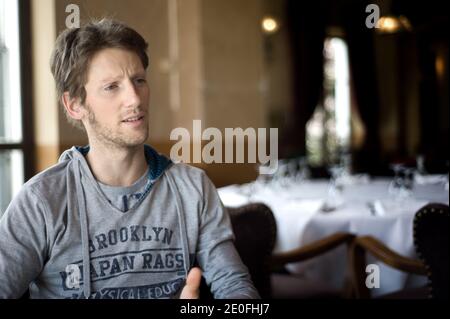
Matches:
[[218, 174, 449, 297]]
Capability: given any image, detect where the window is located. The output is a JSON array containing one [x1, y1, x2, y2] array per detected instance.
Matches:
[[0, 0, 30, 215], [306, 36, 352, 166]]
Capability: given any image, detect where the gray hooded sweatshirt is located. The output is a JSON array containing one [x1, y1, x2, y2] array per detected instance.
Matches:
[[0, 145, 259, 299]]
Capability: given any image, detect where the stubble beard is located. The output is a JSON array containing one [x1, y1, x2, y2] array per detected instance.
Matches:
[[85, 104, 149, 149]]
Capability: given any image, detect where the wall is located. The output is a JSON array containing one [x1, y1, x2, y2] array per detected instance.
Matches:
[[31, 0, 59, 172]]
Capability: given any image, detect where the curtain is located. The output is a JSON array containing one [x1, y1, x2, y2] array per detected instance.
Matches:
[[341, 0, 382, 174], [284, 0, 327, 158]]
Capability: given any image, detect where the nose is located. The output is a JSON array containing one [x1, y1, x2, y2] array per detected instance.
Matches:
[[123, 79, 141, 109]]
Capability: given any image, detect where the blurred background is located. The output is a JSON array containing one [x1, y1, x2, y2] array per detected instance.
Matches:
[[0, 0, 448, 214]]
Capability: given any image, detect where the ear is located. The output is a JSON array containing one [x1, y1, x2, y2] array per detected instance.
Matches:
[[61, 92, 85, 121]]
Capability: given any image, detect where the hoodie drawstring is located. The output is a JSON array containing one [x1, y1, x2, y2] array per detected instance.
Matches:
[[164, 170, 190, 280], [73, 158, 92, 299]]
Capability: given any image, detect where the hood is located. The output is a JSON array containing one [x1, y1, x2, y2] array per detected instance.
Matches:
[[59, 145, 172, 180]]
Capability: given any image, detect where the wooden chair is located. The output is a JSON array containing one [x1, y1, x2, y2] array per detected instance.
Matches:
[[200, 203, 356, 299], [349, 203, 449, 299], [227, 203, 277, 298], [270, 232, 356, 299], [199, 203, 277, 299]]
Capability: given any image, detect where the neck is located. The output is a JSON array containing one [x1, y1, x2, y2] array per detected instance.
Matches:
[[85, 142, 147, 187]]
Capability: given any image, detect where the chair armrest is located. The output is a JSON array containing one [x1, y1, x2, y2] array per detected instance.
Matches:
[[353, 236, 427, 275], [271, 232, 355, 267]]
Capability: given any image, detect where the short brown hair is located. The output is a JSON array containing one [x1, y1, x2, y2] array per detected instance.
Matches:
[[50, 18, 149, 129]]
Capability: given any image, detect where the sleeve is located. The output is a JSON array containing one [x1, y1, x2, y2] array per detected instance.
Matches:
[[0, 187, 50, 298], [195, 173, 260, 299]]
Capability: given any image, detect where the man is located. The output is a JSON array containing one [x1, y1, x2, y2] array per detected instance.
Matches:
[[0, 19, 259, 299]]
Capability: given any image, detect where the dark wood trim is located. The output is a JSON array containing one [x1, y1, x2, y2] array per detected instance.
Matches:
[[18, 0, 35, 181], [271, 232, 355, 266], [348, 239, 371, 299], [0, 144, 22, 150], [270, 232, 357, 298], [349, 235, 427, 299], [355, 236, 426, 275]]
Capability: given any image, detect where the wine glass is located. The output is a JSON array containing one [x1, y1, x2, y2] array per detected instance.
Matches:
[[329, 164, 345, 187], [322, 164, 345, 212], [295, 156, 311, 182], [388, 163, 404, 199], [253, 163, 271, 192], [286, 159, 298, 185], [402, 167, 415, 194], [388, 164, 413, 203], [270, 159, 289, 190], [416, 155, 427, 176]]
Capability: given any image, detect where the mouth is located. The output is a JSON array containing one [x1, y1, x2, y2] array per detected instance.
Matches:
[[121, 114, 145, 126], [122, 115, 144, 123]]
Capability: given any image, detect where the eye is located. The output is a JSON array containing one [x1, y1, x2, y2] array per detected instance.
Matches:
[[104, 83, 118, 92], [135, 78, 147, 85]]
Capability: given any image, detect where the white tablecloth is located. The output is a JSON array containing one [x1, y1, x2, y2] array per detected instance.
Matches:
[[218, 177, 449, 296]]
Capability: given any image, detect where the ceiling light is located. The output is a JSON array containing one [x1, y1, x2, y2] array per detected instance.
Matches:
[[262, 16, 279, 34], [376, 15, 412, 34]]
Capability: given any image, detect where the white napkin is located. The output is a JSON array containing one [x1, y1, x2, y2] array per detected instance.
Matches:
[[339, 173, 371, 186], [372, 200, 386, 216], [414, 174, 447, 185], [370, 199, 429, 217]]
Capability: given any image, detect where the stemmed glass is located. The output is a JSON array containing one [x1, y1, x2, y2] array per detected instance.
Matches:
[[388, 164, 404, 199], [253, 163, 272, 192], [322, 164, 345, 212], [416, 155, 427, 176], [295, 156, 311, 183], [240, 163, 272, 202], [388, 164, 413, 203], [278, 160, 292, 189], [402, 168, 415, 195], [239, 182, 254, 202]]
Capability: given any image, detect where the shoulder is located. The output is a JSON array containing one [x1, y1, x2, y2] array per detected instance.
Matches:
[[4, 155, 77, 227], [166, 162, 208, 181], [6, 158, 74, 219], [23, 159, 72, 197], [2, 160, 71, 225], [165, 163, 216, 196]]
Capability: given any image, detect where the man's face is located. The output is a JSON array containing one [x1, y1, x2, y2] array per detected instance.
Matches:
[[82, 47, 150, 148]]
